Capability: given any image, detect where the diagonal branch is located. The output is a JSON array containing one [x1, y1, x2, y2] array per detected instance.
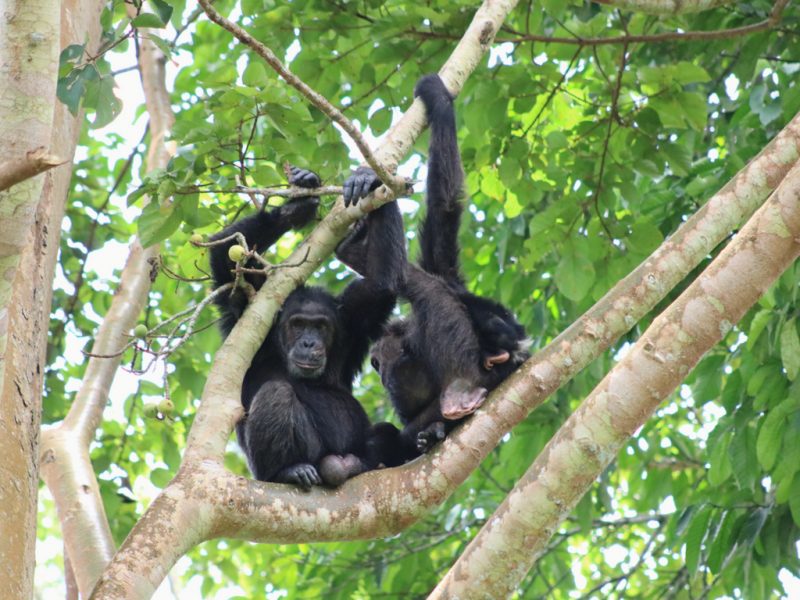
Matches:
[[40, 19, 175, 598], [431, 148, 800, 600]]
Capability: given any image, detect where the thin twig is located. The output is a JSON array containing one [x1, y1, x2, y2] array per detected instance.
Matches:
[[408, 0, 790, 47], [196, 0, 404, 193]]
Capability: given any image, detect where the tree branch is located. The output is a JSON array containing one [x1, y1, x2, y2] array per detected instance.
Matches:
[[592, 0, 735, 14], [209, 105, 800, 543], [196, 0, 404, 192], [90, 90, 800, 600], [431, 151, 800, 598], [0, 146, 65, 192], [414, 0, 790, 46], [40, 18, 175, 598]]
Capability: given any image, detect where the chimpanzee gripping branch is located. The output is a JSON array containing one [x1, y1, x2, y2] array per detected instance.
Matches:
[[90, 5, 800, 600]]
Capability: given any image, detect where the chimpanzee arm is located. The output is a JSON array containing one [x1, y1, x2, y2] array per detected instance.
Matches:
[[415, 74, 465, 285], [337, 200, 407, 381], [209, 167, 320, 334]]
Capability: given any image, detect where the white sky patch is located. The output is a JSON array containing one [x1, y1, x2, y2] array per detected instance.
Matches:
[[488, 42, 514, 67], [724, 74, 740, 101]]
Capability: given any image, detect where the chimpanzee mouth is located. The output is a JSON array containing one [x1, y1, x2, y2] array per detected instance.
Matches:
[[292, 359, 325, 375], [295, 361, 322, 369]]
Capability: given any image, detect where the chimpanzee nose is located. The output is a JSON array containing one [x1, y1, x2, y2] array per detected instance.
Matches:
[[301, 339, 315, 349]]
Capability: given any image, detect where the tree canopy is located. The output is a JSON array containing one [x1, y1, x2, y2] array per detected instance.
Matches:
[[27, 0, 800, 597]]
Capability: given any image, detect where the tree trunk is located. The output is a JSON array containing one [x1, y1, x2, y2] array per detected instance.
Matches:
[[0, 1, 60, 597]]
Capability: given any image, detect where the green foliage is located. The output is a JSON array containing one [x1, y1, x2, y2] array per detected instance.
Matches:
[[44, 0, 800, 597]]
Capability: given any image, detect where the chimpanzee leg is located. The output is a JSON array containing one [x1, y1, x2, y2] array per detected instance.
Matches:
[[241, 380, 324, 489]]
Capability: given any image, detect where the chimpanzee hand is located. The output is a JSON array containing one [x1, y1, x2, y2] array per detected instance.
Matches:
[[343, 166, 382, 207], [289, 165, 321, 189], [280, 166, 321, 227], [281, 463, 322, 490]]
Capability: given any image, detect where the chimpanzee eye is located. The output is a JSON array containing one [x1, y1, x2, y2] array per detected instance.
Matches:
[[371, 357, 380, 371]]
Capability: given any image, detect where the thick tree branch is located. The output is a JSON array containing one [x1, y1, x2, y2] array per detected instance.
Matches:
[[0, 146, 65, 192], [40, 20, 175, 598], [431, 154, 800, 600]]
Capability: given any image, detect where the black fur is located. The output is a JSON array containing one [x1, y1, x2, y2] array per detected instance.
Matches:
[[341, 75, 529, 466], [210, 166, 406, 488]]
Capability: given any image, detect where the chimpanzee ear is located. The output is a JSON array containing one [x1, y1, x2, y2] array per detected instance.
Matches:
[[483, 351, 511, 370]]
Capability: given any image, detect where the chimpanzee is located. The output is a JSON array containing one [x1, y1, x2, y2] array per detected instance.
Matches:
[[339, 74, 530, 466], [210, 166, 406, 488]]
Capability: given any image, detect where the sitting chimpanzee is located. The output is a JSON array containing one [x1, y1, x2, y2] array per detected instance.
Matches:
[[339, 74, 530, 466], [210, 166, 405, 488]]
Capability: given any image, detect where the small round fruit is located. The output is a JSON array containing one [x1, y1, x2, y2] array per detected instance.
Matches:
[[133, 324, 148, 339], [228, 244, 246, 262], [143, 403, 159, 419], [158, 398, 175, 416], [189, 233, 203, 245]]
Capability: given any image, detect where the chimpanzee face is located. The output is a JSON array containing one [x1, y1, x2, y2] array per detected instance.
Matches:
[[280, 303, 336, 379]]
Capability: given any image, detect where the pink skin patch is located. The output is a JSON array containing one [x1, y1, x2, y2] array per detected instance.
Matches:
[[440, 379, 488, 420], [483, 350, 510, 370]]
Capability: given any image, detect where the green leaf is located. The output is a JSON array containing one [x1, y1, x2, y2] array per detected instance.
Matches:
[[149, 0, 173, 25], [555, 246, 595, 302], [747, 309, 773, 350], [707, 510, 737, 573], [685, 505, 712, 575], [59, 43, 85, 66], [673, 62, 710, 85], [738, 507, 769, 548], [150, 468, 173, 488], [132, 13, 166, 28], [546, 131, 567, 150], [677, 92, 708, 131], [56, 65, 96, 116], [243, 61, 269, 88], [661, 142, 692, 177], [369, 107, 392, 135], [790, 474, 800, 527], [138, 201, 181, 247], [729, 425, 757, 491], [780, 318, 800, 380], [754, 421, 780, 475], [708, 431, 732, 486], [649, 96, 685, 129]]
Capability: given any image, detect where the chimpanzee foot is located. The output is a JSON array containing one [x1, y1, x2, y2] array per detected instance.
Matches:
[[440, 379, 488, 420], [416, 421, 447, 454], [279, 463, 322, 490], [319, 454, 366, 487]]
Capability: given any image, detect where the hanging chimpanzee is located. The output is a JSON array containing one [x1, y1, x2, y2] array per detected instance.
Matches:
[[339, 74, 530, 466], [210, 166, 406, 488]]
